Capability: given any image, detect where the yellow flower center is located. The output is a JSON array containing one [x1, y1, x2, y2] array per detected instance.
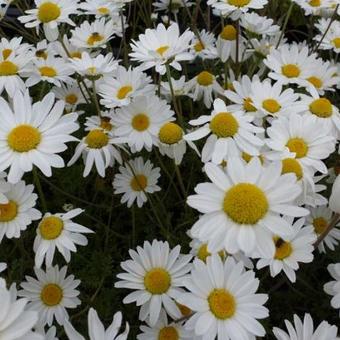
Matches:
[[262, 99, 281, 114], [313, 217, 328, 234], [0, 60, 18, 76], [309, 0, 321, 6], [274, 238, 293, 260], [281, 158, 303, 180], [38, 2, 61, 23], [132, 113, 150, 131], [220, 25, 237, 41], [228, 0, 251, 7], [309, 98, 333, 118], [177, 303, 192, 317], [307, 76, 323, 89], [39, 216, 64, 240], [130, 174, 148, 191], [194, 41, 205, 52], [144, 268, 171, 294], [65, 93, 78, 105], [97, 6, 110, 15], [0, 201, 18, 222], [2, 49, 12, 60], [223, 183, 268, 225], [210, 112, 239, 138], [100, 118, 112, 131], [197, 244, 210, 262], [40, 284, 63, 306], [85, 129, 109, 149], [117, 85, 133, 100], [159, 122, 183, 145], [87, 32, 104, 46], [70, 51, 82, 59], [332, 38, 340, 49], [208, 289, 236, 320], [7, 124, 41, 152], [156, 45, 169, 56], [35, 49, 48, 59], [158, 326, 179, 340], [281, 64, 300, 78], [243, 97, 257, 112], [39, 66, 57, 77], [197, 71, 214, 86], [87, 67, 97, 75], [286, 138, 308, 159]]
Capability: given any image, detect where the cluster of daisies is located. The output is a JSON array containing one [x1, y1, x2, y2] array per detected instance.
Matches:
[[0, 0, 339, 338]]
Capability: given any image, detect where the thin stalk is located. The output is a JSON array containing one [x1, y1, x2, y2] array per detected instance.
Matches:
[[276, 1, 294, 48], [91, 80, 102, 117], [33, 167, 47, 213], [174, 163, 186, 199]]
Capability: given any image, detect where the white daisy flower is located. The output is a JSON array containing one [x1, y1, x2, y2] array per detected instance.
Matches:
[[240, 12, 280, 36], [0, 279, 43, 340], [266, 113, 336, 174], [216, 25, 239, 63], [99, 65, 155, 108], [249, 33, 285, 58], [19, 265, 81, 327], [64, 308, 129, 340], [187, 159, 308, 258], [273, 313, 338, 340], [184, 98, 264, 164], [0, 91, 79, 183], [18, 0, 79, 41], [0, 179, 41, 243], [129, 23, 194, 75], [33, 39, 58, 60], [84, 113, 115, 136], [68, 127, 122, 178], [115, 240, 192, 326], [113, 157, 161, 208], [0, 171, 10, 204], [307, 205, 340, 253], [186, 70, 224, 108], [0, 37, 31, 59], [24, 56, 74, 87], [70, 18, 117, 49], [315, 19, 340, 53], [52, 83, 86, 111], [153, 0, 194, 13], [112, 95, 175, 152], [324, 263, 340, 315], [256, 217, 316, 282], [158, 122, 200, 165], [54, 35, 86, 60], [178, 255, 269, 339], [34, 208, 93, 268], [190, 29, 217, 60], [160, 75, 188, 99], [293, 0, 331, 16], [79, 0, 121, 18]]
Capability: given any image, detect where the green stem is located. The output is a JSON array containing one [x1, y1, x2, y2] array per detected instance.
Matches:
[[33, 167, 47, 213], [276, 1, 294, 49], [174, 163, 186, 199]]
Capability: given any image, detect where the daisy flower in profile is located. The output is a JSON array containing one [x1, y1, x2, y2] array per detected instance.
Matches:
[[52, 83, 86, 111], [138, 310, 196, 340], [240, 12, 280, 36], [0, 91, 79, 183], [266, 113, 336, 174], [34, 208, 93, 268], [161, 76, 188, 99], [187, 159, 308, 258], [178, 255, 269, 339], [256, 217, 316, 282], [273, 314, 338, 340], [80, 0, 121, 18], [190, 30, 217, 60], [24, 56, 74, 87], [113, 157, 161, 208], [307, 205, 340, 253], [186, 70, 224, 108], [18, 0, 78, 41], [264, 44, 316, 86], [99, 65, 155, 108], [250, 79, 299, 118], [216, 25, 239, 63], [0, 180, 41, 243], [115, 240, 192, 326], [129, 23, 194, 75], [112, 95, 175, 152], [70, 18, 117, 49], [324, 263, 340, 314], [70, 51, 118, 79], [19, 265, 81, 327], [0, 279, 43, 340], [158, 122, 200, 165], [64, 308, 129, 340], [68, 127, 122, 178], [184, 98, 264, 164]]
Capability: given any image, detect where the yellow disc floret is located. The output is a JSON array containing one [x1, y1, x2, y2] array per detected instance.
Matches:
[[117, 85, 133, 100], [144, 268, 171, 294], [130, 174, 147, 191], [41, 284, 63, 306], [7, 124, 41, 152], [243, 97, 257, 112], [0, 201, 18, 222], [87, 33, 104, 46], [313, 217, 328, 234], [0, 60, 18, 76], [309, 98, 333, 118], [132, 113, 150, 131], [228, 0, 250, 7], [2, 49, 12, 60], [100, 117, 113, 131], [38, 2, 61, 23], [158, 326, 179, 340], [309, 0, 321, 6], [97, 7, 110, 15], [39, 66, 57, 77], [156, 45, 169, 56], [208, 289, 236, 319], [307, 76, 323, 89], [159, 122, 183, 145], [281, 64, 300, 78], [281, 158, 303, 180], [197, 71, 214, 86], [220, 25, 237, 41], [210, 112, 239, 138], [286, 138, 308, 159], [332, 38, 340, 49], [274, 238, 293, 260], [85, 129, 109, 149], [262, 99, 281, 114], [39, 216, 64, 240], [65, 93, 78, 105], [223, 183, 269, 225]]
